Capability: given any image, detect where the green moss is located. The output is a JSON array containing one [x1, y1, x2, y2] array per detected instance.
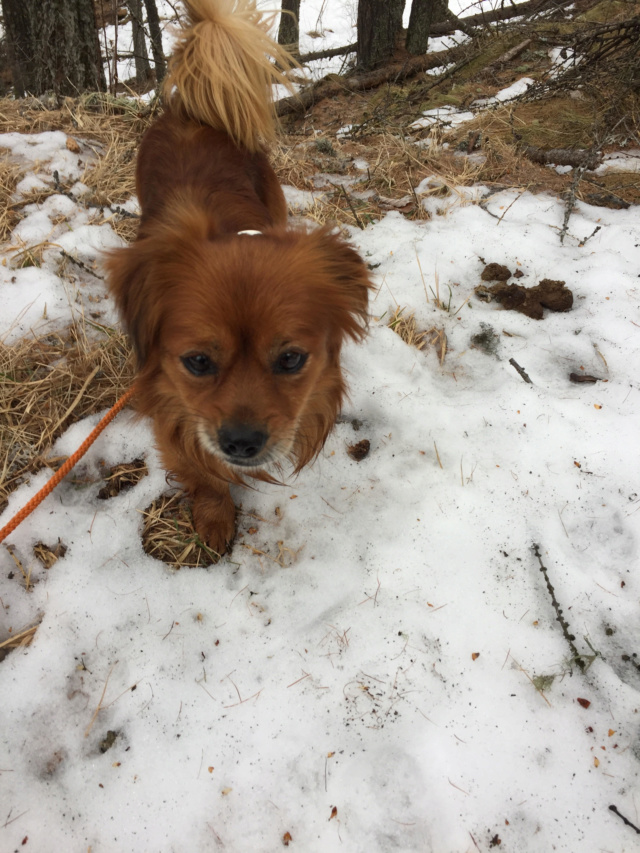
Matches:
[[577, 0, 635, 22]]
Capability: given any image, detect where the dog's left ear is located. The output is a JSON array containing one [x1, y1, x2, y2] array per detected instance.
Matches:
[[311, 228, 373, 344]]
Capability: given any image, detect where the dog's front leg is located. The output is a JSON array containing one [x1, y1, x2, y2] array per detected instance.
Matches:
[[191, 482, 236, 557], [158, 438, 237, 557]]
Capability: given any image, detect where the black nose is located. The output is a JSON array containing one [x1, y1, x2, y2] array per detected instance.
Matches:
[[218, 423, 268, 460]]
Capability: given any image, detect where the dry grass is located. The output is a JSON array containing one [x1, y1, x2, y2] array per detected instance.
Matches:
[[387, 306, 430, 350], [439, 101, 640, 205], [0, 156, 24, 242], [387, 306, 448, 364], [33, 540, 68, 568], [582, 170, 640, 206], [273, 130, 489, 227], [141, 492, 222, 569], [140, 492, 301, 570], [0, 93, 153, 137], [448, 98, 598, 152], [97, 458, 148, 499], [0, 622, 40, 662], [0, 320, 134, 513]]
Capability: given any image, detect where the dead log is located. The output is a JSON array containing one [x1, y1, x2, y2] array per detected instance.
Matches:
[[431, 0, 575, 34], [524, 146, 602, 170], [486, 38, 532, 69], [276, 43, 469, 117]]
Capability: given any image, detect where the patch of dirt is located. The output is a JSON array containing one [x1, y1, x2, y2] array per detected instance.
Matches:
[[347, 439, 371, 461], [470, 323, 501, 357], [481, 263, 512, 282], [99, 730, 119, 753], [98, 458, 148, 499]]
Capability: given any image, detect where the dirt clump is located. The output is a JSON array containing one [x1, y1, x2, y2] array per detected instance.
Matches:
[[347, 439, 371, 461], [475, 279, 573, 320], [481, 263, 512, 282]]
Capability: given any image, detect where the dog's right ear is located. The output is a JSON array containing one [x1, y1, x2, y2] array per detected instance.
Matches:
[[104, 240, 161, 367], [106, 204, 214, 365]]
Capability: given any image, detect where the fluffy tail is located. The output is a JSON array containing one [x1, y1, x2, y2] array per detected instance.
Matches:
[[164, 0, 298, 151]]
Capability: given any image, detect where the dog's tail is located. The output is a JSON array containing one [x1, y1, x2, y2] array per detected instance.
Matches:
[[164, 0, 298, 152]]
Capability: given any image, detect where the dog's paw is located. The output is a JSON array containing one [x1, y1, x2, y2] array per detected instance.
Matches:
[[192, 489, 236, 556]]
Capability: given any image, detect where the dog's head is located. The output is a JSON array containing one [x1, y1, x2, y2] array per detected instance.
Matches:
[[106, 215, 372, 475]]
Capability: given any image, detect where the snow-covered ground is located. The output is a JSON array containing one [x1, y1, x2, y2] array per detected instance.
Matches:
[[2, 4, 640, 853]]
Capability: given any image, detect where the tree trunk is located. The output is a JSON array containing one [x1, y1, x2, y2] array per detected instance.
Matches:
[[278, 0, 300, 57], [1, 0, 30, 96], [406, 0, 448, 55], [1, 0, 106, 97], [356, 0, 405, 71], [144, 0, 166, 83], [126, 0, 151, 86]]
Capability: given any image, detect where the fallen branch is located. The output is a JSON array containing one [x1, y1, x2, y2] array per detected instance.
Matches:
[[275, 43, 469, 117], [487, 38, 532, 69], [524, 146, 602, 170], [509, 358, 532, 384], [533, 544, 585, 671], [336, 184, 364, 230], [410, 52, 478, 100], [429, 0, 574, 34], [300, 43, 356, 63], [578, 224, 602, 247], [609, 805, 640, 835], [560, 163, 587, 244]]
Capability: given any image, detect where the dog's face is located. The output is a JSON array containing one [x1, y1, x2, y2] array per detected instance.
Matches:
[[107, 217, 371, 477]]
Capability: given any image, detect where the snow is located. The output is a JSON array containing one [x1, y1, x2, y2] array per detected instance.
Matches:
[[2, 6, 640, 853], [473, 76, 535, 106], [410, 105, 475, 130], [281, 184, 325, 212], [0, 131, 91, 181], [595, 151, 640, 175], [549, 46, 577, 79]]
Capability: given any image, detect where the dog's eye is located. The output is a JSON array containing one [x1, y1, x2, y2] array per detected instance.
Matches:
[[274, 351, 307, 374], [181, 354, 217, 376]]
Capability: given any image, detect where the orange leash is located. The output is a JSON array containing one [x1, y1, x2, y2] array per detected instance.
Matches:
[[0, 385, 137, 545]]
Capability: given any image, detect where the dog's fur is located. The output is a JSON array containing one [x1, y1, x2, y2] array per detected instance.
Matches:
[[106, 0, 372, 555]]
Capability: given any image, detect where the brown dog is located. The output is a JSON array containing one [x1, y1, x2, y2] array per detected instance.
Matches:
[[106, 0, 372, 555]]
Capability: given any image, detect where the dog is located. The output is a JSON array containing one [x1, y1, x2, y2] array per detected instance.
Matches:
[[106, 0, 372, 556]]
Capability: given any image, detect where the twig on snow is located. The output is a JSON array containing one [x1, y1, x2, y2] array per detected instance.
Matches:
[[509, 358, 532, 384], [609, 805, 640, 835], [533, 544, 584, 671]]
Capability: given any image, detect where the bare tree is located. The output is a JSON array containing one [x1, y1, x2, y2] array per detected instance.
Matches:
[[356, 0, 405, 70], [1, 0, 105, 97], [126, 0, 152, 86], [278, 0, 300, 57], [144, 0, 166, 83]]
